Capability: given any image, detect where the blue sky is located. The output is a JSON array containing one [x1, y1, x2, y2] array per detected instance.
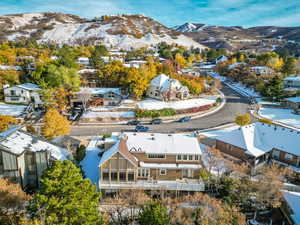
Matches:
[[1, 0, 300, 27]]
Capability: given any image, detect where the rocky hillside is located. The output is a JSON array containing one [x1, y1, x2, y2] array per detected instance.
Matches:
[[0, 13, 206, 50], [174, 22, 300, 53]]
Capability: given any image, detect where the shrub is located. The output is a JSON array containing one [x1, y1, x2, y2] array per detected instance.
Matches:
[[135, 108, 176, 118], [259, 118, 273, 124], [75, 145, 86, 163], [235, 113, 251, 126]]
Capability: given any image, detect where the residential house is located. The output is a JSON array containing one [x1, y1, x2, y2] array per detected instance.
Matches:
[[284, 97, 300, 111], [4, 83, 42, 106], [198, 64, 216, 73], [284, 76, 300, 93], [250, 66, 274, 75], [125, 60, 147, 68], [228, 62, 247, 70], [71, 88, 123, 107], [77, 57, 90, 66], [0, 127, 70, 190], [281, 190, 300, 225], [98, 132, 204, 194], [215, 55, 228, 64], [147, 74, 189, 101], [199, 122, 300, 170]]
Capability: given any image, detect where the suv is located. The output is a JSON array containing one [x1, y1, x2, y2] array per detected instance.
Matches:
[[150, 118, 162, 125], [178, 117, 192, 123], [135, 126, 149, 132], [127, 120, 141, 125]]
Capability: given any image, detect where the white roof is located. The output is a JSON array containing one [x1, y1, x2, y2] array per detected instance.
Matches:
[[201, 122, 300, 157], [78, 57, 89, 61], [199, 64, 215, 69], [150, 74, 170, 87], [0, 128, 70, 160], [282, 191, 300, 224], [284, 76, 300, 82], [0, 65, 22, 70], [124, 132, 202, 155], [251, 66, 272, 70], [78, 69, 97, 74], [150, 74, 183, 91], [15, 83, 41, 91], [78, 87, 121, 96], [228, 62, 247, 69], [286, 96, 300, 103], [140, 162, 201, 169]]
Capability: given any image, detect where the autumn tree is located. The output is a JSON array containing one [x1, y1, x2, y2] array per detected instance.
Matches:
[[42, 109, 70, 139], [41, 88, 70, 112], [0, 115, 17, 132], [235, 113, 251, 126], [28, 160, 103, 225], [175, 53, 187, 69], [0, 179, 29, 225]]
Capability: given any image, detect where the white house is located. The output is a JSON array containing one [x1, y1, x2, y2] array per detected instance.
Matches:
[[147, 74, 189, 101], [215, 55, 228, 64], [4, 83, 42, 106], [283, 75, 300, 92], [77, 57, 90, 66], [250, 66, 274, 75]]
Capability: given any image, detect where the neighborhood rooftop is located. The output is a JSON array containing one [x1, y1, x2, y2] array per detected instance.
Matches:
[[200, 122, 300, 157], [124, 132, 202, 155], [0, 127, 70, 160], [15, 83, 41, 91], [78, 87, 121, 95], [282, 191, 300, 225]]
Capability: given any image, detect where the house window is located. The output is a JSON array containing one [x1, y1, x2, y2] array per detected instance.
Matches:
[[285, 153, 293, 161], [148, 154, 165, 159], [189, 155, 193, 160], [138, 168, 149, 177], [119, 172, 126, 181], [183, 155, 188, 160], [111, 172, 118, 181], [108, 92, 115, 98], [194, 155, 199, 161], [182, 169, 193, 178], [160, 169, 167, 175], [272, 150, 280, 159], [128, 171, 135, 181], [10, 90, 16, 96], [176, 155, 182, 160], [102, 171, 109, 181]]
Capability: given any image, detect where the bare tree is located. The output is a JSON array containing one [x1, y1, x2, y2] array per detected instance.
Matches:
[[79, 88, 92, 111]]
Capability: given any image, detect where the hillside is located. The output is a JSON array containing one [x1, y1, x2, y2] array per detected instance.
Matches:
[[0, 12, 206, 50], [174, 22, 300, 54]]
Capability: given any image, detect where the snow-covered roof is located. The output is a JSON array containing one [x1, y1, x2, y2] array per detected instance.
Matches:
[[78, 87, 121, 96], [150, 74, 184, 92], [124, 133, 202, 155], [78, 69, 97, 74], [201, 122, 300, 157], [199, 64, 215, 69], [282, 191, 300, 225], [0, 65, 22, 70], [0, 128, 70, 160], [284, 76, 300, 82], [4, 83, 41, 91], [150, 74, 170, 87], [228, 62, 247, 69], [251, 66, 272, 70], [286, 96, 300, 103], [78, 57, 89, 61], [15, 83, 41, 91]]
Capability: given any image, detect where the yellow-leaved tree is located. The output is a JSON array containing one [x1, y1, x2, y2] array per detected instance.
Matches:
[[235, 113, 251, 126], [0, 115, 17, 132], [42, 109, 70, 139], [175, 53, 187, 68]]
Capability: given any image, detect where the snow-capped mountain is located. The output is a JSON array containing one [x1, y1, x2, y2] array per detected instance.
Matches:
[[174, 22, 208, 32], [0, 12, 206, 50]]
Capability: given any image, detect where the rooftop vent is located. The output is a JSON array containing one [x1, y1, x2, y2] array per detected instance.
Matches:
[[151, 134, 154, 136], [168, 134, 172, 136], [133, 133, 137, 136], [151, 137, 155, 140]]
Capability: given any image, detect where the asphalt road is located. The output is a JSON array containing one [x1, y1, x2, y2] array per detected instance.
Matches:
[[70, 85, 250, 136]]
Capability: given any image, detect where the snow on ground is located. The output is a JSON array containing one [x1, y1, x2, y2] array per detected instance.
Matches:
[[0, 103, 26, 117], [259, 107, 300, 129], [82, 111, 135, 118], [225, 82, 260, 98], [137, 96, 217, 110], [208, 72, 226, 82], [80, 137, 103, 184]]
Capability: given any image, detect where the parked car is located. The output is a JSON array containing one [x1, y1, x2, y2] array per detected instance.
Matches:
[[135, 126, 149, 132], [177, 117, 192, 123], [150, 118, 162, 125], [127, 120, 141, 125]]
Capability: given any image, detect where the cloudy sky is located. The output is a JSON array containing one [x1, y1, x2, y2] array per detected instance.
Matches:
[[1, 0, 300, 27]]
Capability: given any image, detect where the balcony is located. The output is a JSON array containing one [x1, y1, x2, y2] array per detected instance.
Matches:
[[99, 179, 205, 192]]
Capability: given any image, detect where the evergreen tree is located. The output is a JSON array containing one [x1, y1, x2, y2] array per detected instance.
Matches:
[[138, 200, 169, 225], [28, 161, 103, 225], [75, 145, 86, 163], [89, 45, 107, 68], [260, 76, 284, 101]]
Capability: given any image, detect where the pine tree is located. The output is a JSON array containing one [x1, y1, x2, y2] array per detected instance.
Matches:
[[42, 109, 70, 139], [138, 200, 169, 225], [28, 161, 103, 225]]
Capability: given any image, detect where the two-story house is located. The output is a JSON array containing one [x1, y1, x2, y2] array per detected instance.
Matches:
[[0, 127, 70, 190], [199, 122, 300, 172], [71, 87, 123, 107], [4, 83, 42, 106], [147, 74, 189, 101], [98, 132, 204, 195], [284, 75, 300, 93]]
